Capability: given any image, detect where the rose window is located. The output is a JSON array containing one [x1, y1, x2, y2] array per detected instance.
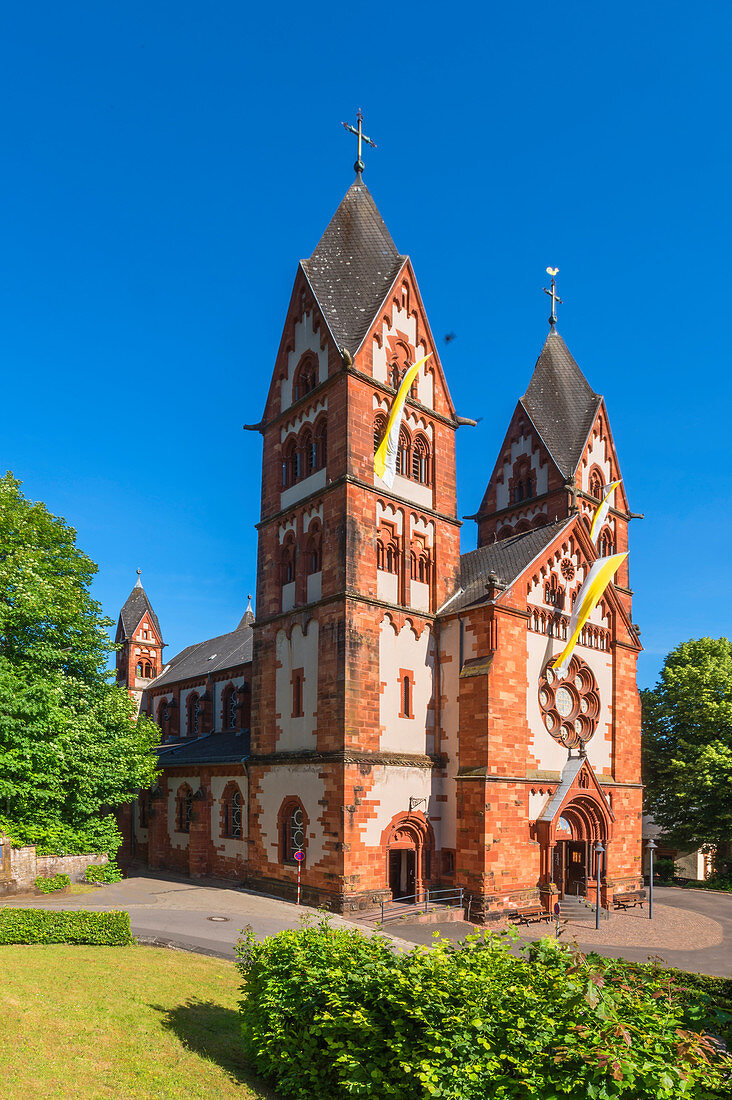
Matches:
[[538, 654, 600, 749], [560, 558, 576, 581]]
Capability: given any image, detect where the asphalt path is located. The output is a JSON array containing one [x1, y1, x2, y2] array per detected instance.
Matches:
[[5, 875, 730, 975]]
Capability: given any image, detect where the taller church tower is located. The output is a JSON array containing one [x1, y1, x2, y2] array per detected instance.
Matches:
[[246, 159, 464, 909]]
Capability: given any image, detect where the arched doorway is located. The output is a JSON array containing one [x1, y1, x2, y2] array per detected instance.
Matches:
[[536, 772, 614, 905], [382, 812, 433, 902]]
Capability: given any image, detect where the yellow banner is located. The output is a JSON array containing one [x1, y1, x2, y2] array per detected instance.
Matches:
[[374, 354, 432, 487], [552, 552, 627, 672]]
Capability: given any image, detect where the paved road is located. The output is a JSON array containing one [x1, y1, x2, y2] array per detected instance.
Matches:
[[1, 872, 415, 958], [6, 876, 729, 976], [389, 887, 732, 977]]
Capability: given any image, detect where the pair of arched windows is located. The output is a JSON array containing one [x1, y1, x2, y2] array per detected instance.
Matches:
[[376, 536, 400, 574], [136, 660, 154, 678], [410, 548, 431, 584], [599, 529, 615, 557], [373, 417, 431, 486], [589, 470, 604, 500], [281, 419, 328, 489], [511, 460, 534, 503], [280, 524, 323, 591]]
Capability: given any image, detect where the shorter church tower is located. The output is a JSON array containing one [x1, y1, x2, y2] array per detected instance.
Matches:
[[115, 571, 164, 712]]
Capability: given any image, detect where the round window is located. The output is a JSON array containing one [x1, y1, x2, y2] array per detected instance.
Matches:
[[538, 655, 600, 749]]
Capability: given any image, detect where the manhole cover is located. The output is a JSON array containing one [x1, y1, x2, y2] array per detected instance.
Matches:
[[207, 916, 230, 922]]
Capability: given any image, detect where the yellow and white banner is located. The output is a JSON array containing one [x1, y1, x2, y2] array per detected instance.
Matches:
[[589, 479, 621, 544], [552, 552, 627, 674], [374, 353, 431, 488]]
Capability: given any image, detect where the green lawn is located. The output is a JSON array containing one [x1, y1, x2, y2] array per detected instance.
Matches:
[[0, 944, 279, 1099]]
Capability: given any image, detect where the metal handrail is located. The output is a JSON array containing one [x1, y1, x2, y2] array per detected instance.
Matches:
[[380, 886, 465, 923]]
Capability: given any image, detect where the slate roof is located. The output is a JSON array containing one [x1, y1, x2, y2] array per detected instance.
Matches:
[[440, 519, 571, 615], [156, 729, 251, 767], [301, 181, 406, 354], [150, 623, 253, 689], [521, 330, 601, 478], [119, 581, 163, 642]]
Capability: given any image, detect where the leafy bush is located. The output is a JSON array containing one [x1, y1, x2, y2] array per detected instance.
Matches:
[[85, 861, 123, 884], [0, 908, 133, 945], [236, 917, 732, 1100], [0, 814, 123, 858], [653, 857, 676, 882], [683, 875, 732, 893], [34, 873, 70, 894]]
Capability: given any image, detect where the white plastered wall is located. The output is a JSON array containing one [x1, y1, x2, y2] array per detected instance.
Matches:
[[257, 765, 326, 866], [360, 766, 449, 850], [210, 774, 249, 860], [526, 545, 614, 775], [275, 621, 319, 751], [580, 429, 612, 491], [280, 311, 328, 409], [379, 617, 435, 754]]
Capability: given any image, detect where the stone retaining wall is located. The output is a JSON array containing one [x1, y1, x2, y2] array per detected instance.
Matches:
[[0, 840, 107, 895]]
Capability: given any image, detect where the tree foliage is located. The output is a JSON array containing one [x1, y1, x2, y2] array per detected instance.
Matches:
[[642, 637, 732, 871], [0, 472, 159, 855]]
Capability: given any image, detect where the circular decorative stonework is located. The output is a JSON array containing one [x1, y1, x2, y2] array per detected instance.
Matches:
[[560, 557, 576, 581], [538, 655, 600, 749]]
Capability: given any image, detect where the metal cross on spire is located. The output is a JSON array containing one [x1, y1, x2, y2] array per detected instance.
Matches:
[[341, 109, 377, 176], [543, 267, 562, 329]]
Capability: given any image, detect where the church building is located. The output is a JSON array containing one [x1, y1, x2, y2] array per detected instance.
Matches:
[[116, 147, 643, 919]]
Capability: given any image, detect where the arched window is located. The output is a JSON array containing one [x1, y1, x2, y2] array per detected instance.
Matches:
[[280, 800, 306, 863], [373, 414, 387, 454], [305, 525, 322, 574], [136, 662, 143, 677], [401, 674, 413, 718], [301, 428, 314, 477], [314, 418, 327, 469], [281, 535, 296, 586], [396, 428, 411, 476], [589, 469, 604, 500], [599, 528, 615, 556], [293, 355, 317, 401], [222, 683, 238, 730], [389, 362, 401, 389], [385, 540, 399, 574], [282, 438, 299, 488], [222, 784, 243, 839], [157, 697, 169, 738], [411, 435, 430, 484], [376, 538, 385, 570], [187, 694, 200, 738], [175, 784, 193, 833]]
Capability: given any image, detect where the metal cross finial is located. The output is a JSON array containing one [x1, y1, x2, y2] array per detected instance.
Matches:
[[543, 267, 562, 328], [341, 109, 377, 176]]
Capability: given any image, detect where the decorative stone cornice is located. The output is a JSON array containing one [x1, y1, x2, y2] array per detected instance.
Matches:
[[249, 749, 444, 770]]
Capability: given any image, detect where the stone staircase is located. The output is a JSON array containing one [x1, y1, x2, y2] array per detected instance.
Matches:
[[560, 893, 610, 922]]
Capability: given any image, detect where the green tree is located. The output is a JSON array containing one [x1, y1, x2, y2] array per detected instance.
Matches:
[[0, 472, 159, 855], [642, 637, 732, 875]]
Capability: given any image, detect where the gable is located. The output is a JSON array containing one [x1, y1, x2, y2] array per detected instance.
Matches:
[[577, 400, 630, 520], [476, 402, 560, 521], [360, 259, 456, 421]]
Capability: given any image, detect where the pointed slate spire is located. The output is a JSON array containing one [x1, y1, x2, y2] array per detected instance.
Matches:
[[301, 181, 406, 355], [119, 573, 164, 642], [237, 594, 255, 630], [521, 330, 601, 479]]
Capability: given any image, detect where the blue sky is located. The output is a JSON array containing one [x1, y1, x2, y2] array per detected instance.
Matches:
[[2, 2, 730, 689]]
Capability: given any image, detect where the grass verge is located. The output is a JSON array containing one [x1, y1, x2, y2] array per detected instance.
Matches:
[[0, 944, 279, 1099]]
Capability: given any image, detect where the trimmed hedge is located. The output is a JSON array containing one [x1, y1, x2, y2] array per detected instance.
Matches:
[[0, 908, 133, 945], [236, 917, 732, 1100], [85, 862, 123, 884], [34, 873, 70, 894]]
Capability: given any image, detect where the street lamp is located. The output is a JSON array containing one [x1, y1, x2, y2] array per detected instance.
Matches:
[[646, 838, 657, 920], [594, 841, 605, 930]]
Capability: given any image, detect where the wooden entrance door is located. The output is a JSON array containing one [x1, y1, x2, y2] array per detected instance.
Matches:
[[388, 849, 416, 900], [566, 841, 587, 896]]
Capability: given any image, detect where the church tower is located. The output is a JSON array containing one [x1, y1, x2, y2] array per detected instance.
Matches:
[[115, 572, 164, 712], [246, 140, 464, 910]]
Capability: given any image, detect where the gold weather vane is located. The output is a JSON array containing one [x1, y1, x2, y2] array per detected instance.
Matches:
[[341, 109, 377, 176], [543, 267, 562, 328]]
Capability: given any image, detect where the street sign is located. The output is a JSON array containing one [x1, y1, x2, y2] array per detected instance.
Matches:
[[294, 850, 304, 862], [553, 902, 560, 916]]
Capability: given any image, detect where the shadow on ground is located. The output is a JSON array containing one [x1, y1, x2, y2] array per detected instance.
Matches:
[[150, 998, 281, 1099]]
